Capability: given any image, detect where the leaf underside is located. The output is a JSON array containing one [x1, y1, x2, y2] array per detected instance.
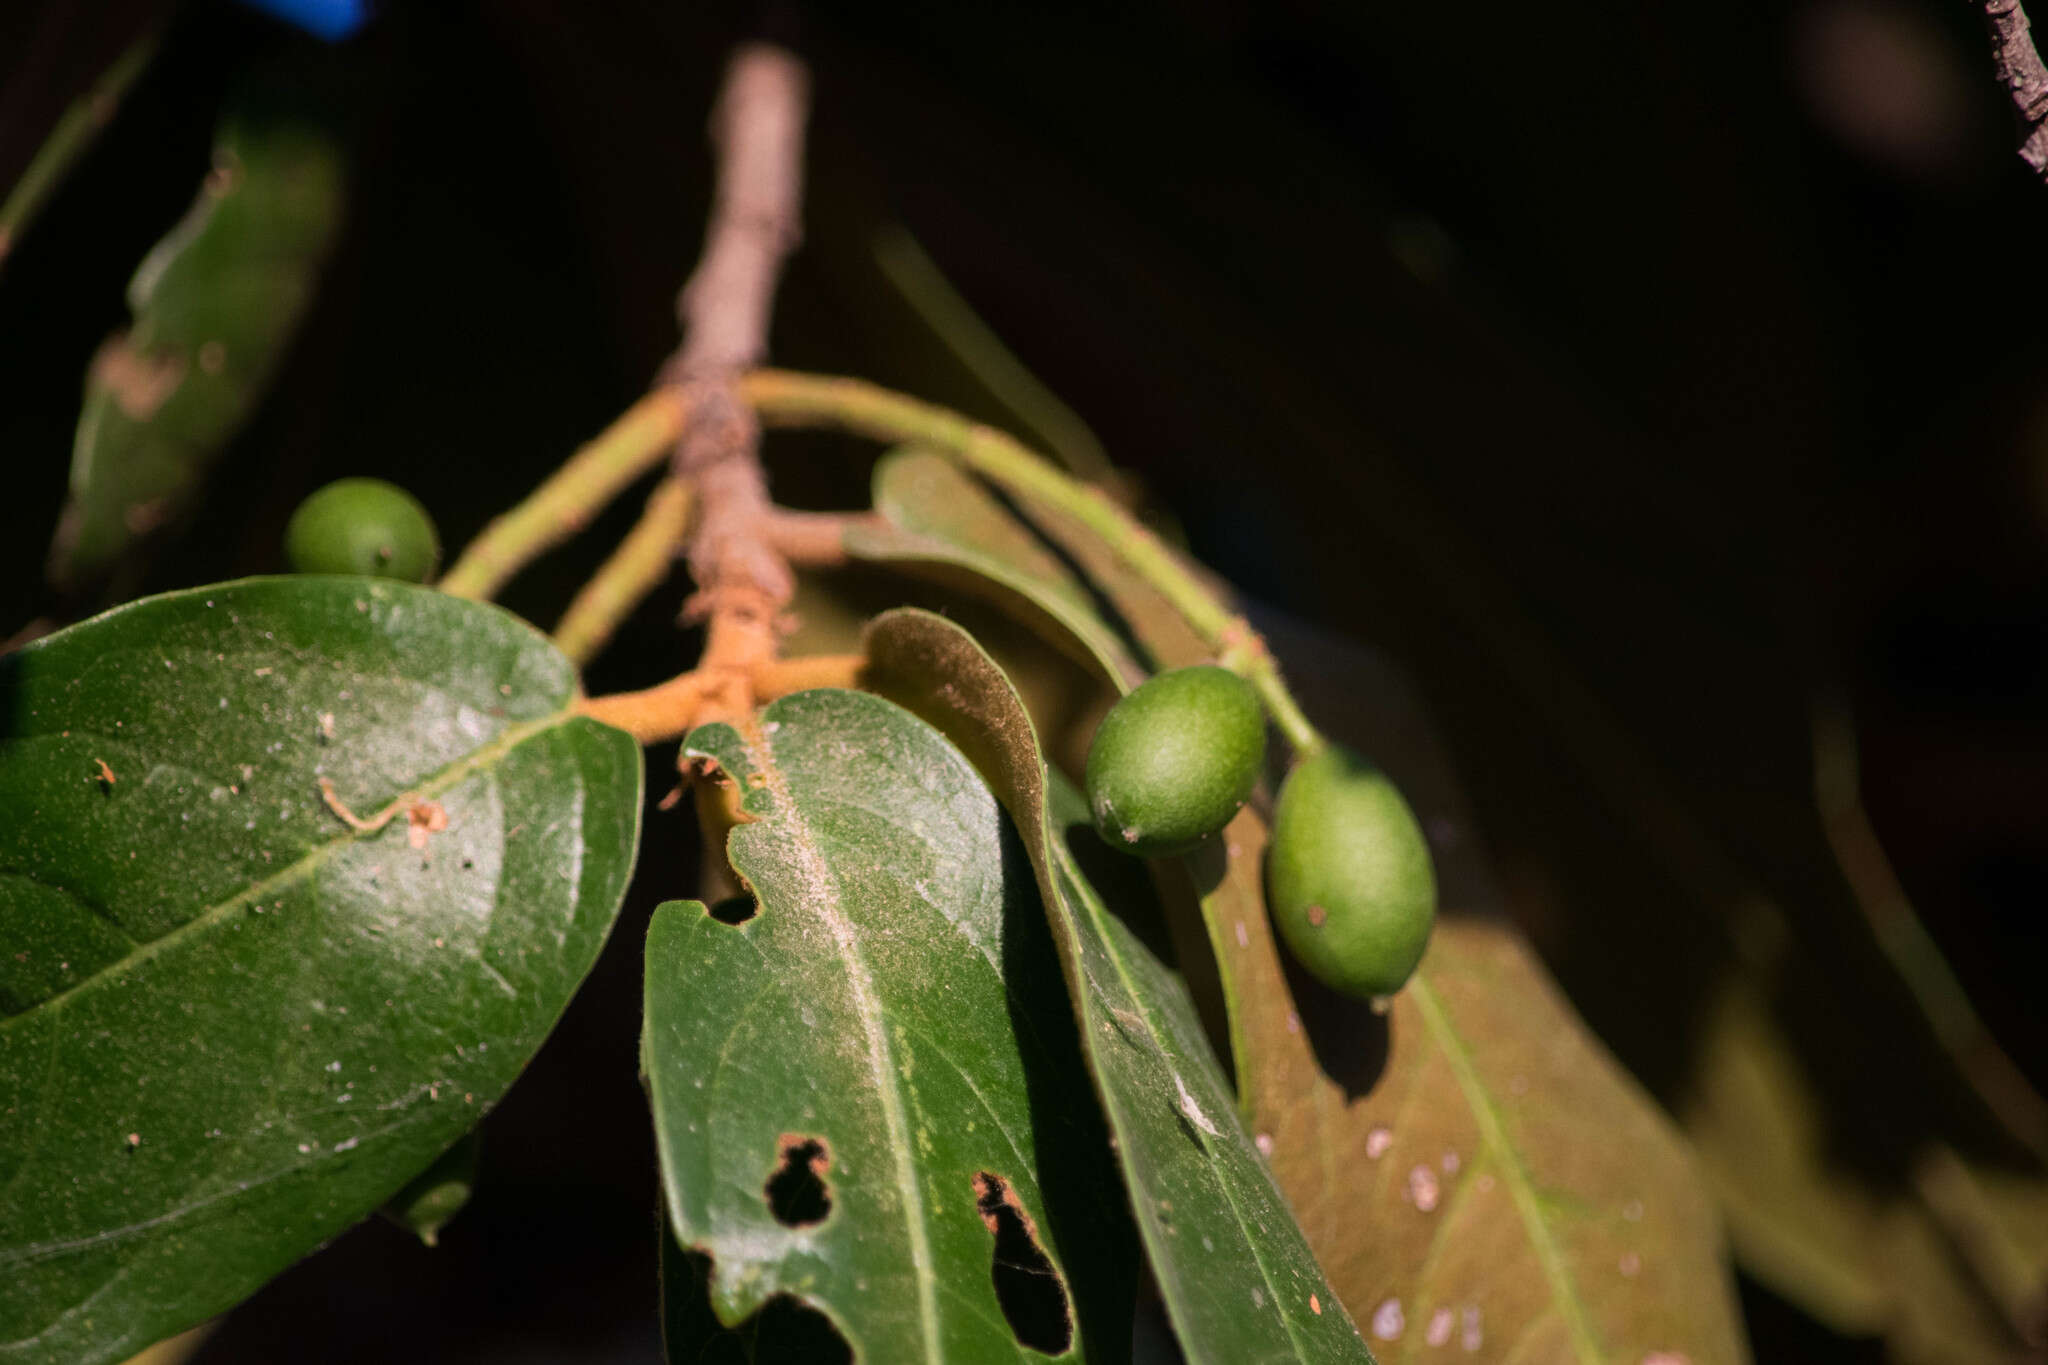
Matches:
[[0, 577, 642, 1363], [862, 609, 1374, 1365], [644, 686, 1136, 1363]]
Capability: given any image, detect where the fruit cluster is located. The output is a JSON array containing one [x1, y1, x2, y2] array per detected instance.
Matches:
[[1084, 665, 1437, 998]]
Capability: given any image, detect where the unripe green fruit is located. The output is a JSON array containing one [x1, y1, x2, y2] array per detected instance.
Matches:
[[1268, 744, 1436, 998], [285, 478, 441, 582], [1085, 665, 1265, 857]]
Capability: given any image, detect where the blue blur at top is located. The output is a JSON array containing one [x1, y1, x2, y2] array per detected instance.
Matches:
[[235, 0, 372, 41]]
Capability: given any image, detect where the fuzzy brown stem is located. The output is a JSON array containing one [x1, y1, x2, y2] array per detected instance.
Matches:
[[763, 507, 874, 566]]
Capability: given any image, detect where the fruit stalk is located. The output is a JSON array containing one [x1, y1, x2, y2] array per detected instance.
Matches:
[[741, 368, 1325, 754], [552, 477, 695, 667], [438, 388, 684, 601]]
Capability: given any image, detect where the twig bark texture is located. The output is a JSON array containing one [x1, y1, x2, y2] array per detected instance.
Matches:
[[667, 44, 809, 714], [1980, 0, 2048, 179]]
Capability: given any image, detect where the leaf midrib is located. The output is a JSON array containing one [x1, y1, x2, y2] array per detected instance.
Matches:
[[1408, 974, 1603, 1364], [0, 707, 572, 1032], [734, 718, 946, 1364]]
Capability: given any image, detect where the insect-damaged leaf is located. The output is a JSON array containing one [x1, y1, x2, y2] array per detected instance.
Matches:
[[644, 687, 1136, 1363], [862, 609, 1374, 1365], [48, 79, 345, 597], [0, 578, 642, 1364]]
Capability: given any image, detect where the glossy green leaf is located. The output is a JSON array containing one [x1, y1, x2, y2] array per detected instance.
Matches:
[[645, 687, 1136, 1362], [48, 90, 346, 595], [847, 448, 1146, 687], [861, 609, 1373, 1365], [0, 577, 642, 1363]]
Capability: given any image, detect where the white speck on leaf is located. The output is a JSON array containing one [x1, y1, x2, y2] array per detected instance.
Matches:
[[1408, 1163, 1440, 1212], [1173, 1073, 1219, 1136]]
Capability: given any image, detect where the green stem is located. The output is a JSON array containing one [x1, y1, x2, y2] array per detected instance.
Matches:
[[440, 389, 684, 601], [741, 369, 1326, 755], [552, 477, 693, 667], [0, 33, 158, 269]]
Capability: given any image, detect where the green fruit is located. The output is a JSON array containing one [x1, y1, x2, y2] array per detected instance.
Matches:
[[1085, 665, 1265, 857], [285, 477, 440, 582], [1268, 744, 1436, 998]]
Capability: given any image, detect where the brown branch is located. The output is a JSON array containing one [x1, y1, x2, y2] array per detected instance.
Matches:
[[1979, 0, 2048, 179], [663, 44, 810, 728], [763, 507, 878, 566], [577, 672, 715, 745], [577, 654, 865, 745]]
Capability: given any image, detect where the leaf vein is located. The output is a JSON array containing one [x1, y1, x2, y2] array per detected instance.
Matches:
[[1409, 974, 1602, 1364], [0, 708, 572, 1033], [738, 721, 946, 1362]]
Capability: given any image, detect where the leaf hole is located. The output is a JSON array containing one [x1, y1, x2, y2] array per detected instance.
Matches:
[[707, 895, 758, 925], [972, 1171, 1072, 1355], [765, 1135, 832, 1227], [666, 1243, 852, 1363]]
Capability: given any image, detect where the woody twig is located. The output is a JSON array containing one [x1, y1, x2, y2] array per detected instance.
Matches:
[[663, 44, 810, 729]]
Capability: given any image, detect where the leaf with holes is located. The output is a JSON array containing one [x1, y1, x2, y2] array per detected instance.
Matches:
[[846, 447, 1146, 687], [644, 686, 1136, 1363], [861, 609, 1373, 1365], [48, 77, 345, 597], [0, 577, 642, 1363]]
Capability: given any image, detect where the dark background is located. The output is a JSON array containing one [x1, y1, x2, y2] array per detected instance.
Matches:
[[3, 1, 2044, 1360]]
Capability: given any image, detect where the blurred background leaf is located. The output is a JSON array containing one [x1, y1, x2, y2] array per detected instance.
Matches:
[[47, 56, 347, 601]]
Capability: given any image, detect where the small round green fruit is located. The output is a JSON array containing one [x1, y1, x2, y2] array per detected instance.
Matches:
[[1085, 664, 1265, 857], [1268, 744, 1436, 998], [285, 477, 441, 582]]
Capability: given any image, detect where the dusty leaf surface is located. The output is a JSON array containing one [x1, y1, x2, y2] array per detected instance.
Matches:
[[645, 686, 1135, 1363], [0, 577, 641, 1363]]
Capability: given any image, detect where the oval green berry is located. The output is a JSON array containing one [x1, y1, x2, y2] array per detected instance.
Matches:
[[1268, 744, 1436, 998], [285, 477, 441, 582], [1085, 665, 1265, 857]]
